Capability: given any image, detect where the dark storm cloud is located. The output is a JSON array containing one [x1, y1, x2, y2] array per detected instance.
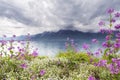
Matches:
[[0, 0, 120, 35]]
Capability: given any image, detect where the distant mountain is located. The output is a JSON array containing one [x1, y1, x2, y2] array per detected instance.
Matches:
[[30, 30, 108, 41], [0, 30, 117, 41]]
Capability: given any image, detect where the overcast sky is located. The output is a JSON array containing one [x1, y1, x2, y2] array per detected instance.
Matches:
[[0, 0, 120, 37]]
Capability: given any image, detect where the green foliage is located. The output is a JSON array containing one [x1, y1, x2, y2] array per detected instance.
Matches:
[[0, 56, 103, 80], [90, 66, 120, 80], [57, 52, 91, 63], [0, 55, 120, 80], [0, 57, 23, 79], [37, 56, 48, 60], [90, 66, 112, 80], [102, 54, 118, 63]]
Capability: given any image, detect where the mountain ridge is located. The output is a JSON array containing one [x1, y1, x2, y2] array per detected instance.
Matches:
[[30, 30, 107, 41]]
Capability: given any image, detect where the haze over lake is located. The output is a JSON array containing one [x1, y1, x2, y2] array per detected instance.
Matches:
[[29, 30, 107, 56]]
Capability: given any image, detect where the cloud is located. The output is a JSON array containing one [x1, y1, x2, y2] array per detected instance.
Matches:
[[0, 0, 120, 36]]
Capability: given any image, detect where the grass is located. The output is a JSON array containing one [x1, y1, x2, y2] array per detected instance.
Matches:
[[0, 52, 113, 80], [0, 56, 91, 80]]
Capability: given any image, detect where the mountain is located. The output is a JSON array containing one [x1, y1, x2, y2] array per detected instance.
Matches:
[[30, 30, 108, 41]]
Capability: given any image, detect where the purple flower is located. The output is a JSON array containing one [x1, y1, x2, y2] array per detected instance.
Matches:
[[95, 51, 100, 56], [106, 29, 113, 34], [100, 29, 113, 34], [31, 75, 36, 80], [65, 42, 69, 49], [27, 33, 30, 36], [20, 53, 25, 57], [9, 40, 14, 43], [105, 35, 111, 40], [116, 61, 120, 67], [92, 39, 98, 43], [107, 8, 114, 14], [102, 42, 108, 48], [87, 51, 91, 55], [110, 18, 116, 23], [40, 70, 46, 76], [88, 75, 96, 80], [32, 50, 38, 57], [3, 35, 7, 38], [0, 40, 7, 45], [70, 39, 74, 42], [8, 47, 15, 50], [21, 42, 25, 45], [112, 58, 118, 62], [18, 48, 25, 52], [115, 24, 120, 29], [116, 33, 120, 38], [98, 48, 102, 53], [20, 63, 27, 69], [102, 41, 112, 48], [114, 43, 120, 48], [57, 60, 61, 65], [115, 12, 120, 17], [82, 43, 89, 50], [97, 60, 107, 67], [98, 21, 105, 26], [13, 35, 16, 38], [108, 64, 115, 74], [108, 63, 120, 74], [94, 63, 98, 66], [108, 58, 120, 74], [27, 33, 30, 37], [100, 29, 106, 34]]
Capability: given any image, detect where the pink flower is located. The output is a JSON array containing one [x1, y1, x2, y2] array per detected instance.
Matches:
[[105, 35, 111, 40], [95, 51, 100, 56], [97, 60, 107, 67], [107, 30, 114, 34], [88, 75, 96, 80], [112, 58, 118, 63], [13, 35, 16, 38], [40, 70, 46, 76], [102, 41, 112, 48], [116, 33, 120, 38], [108, 58, 120, 74], [9, 40, 14, 43], [87, 51, 91, 55], [115, 24, 120, 29], [110, 18, 116, 23], [82, 43, 89, 50], [98, 21, 105, 26], [92, 39, 98, 43], [8, 47, 15, 50], [102, 42, 108, 48], [98, 48, 102, 53], [108, 63, 120, 74], [100, 29, 113, 34], [114, 43, 120, 48], [107, 8, 114, 14], [32, 50, 38, 57], [0, 40, 7, 45], [20, 63, 27, 69], [115, 12, 120, 17], [3, 35, 7, 38]]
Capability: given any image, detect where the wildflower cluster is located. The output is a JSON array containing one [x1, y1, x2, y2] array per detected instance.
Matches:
[[87, 8, 120, 80], [65, 37, 78, 53]]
